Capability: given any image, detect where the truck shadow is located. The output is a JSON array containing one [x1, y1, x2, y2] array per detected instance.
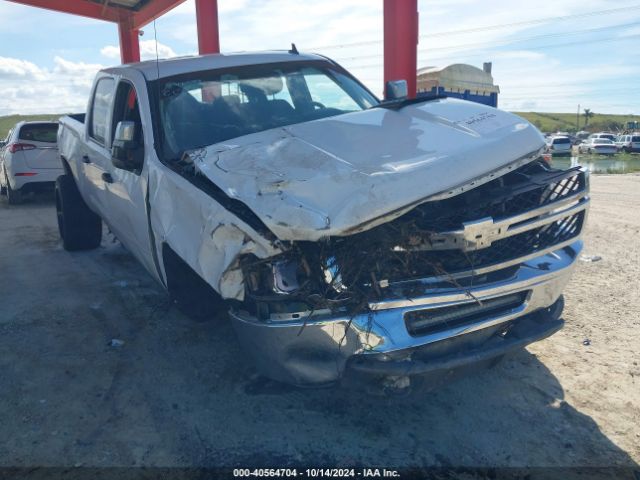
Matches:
[[207, 349, 639, 468], [1, 189, 56, 206], [157, 309, 639, 470]]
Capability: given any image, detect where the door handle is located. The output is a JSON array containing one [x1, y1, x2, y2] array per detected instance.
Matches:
[[102, 172, 114, 184], [82, 155, 91, 164]]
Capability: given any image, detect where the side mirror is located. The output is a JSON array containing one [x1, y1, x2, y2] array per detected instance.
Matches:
[[385, 80, 408, 101], [111, 121, 140, 170]]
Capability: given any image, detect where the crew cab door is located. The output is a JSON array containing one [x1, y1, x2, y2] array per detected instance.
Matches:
[[82, 74, 156, 276], [100, 79, 157, 275]]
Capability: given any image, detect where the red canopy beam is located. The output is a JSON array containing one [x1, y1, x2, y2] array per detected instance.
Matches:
[[195, 0, 220, 54], [118, 18, 141, 64], [383, 0, 419, 98], [6, 0, 124, 22]]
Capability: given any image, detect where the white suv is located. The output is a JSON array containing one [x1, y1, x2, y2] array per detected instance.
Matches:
[[0, 121, 63, 204], [545, 135, 572, 156], [615, 134, 640, 153]]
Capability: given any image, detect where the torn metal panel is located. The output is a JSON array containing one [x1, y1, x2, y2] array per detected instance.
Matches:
[[147, 160, 282, 300], [191, 98, 546, 241]]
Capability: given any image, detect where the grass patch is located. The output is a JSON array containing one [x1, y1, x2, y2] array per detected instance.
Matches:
[[512, 112, 640, 133]]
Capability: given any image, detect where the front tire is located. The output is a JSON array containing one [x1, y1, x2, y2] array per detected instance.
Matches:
[[55, 175, 102, 251]]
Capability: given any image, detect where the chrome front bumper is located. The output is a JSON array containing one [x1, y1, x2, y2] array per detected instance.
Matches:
[[230, 240, 583, 385]]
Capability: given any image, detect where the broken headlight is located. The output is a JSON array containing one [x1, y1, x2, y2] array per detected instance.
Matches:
[[243, 255, 310, 297], [270, 259, 301, 294]]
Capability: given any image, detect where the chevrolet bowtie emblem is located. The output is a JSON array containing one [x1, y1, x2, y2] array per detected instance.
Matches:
[[460, 217, 504, 250]]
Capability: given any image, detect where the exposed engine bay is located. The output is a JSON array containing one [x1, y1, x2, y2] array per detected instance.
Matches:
[[237, 158, 587, 322]]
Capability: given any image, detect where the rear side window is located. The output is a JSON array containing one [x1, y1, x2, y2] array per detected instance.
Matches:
[[553, 137, 570, 144], [90, 77, 115, 145], [632, 136, 640, 142], [18, 123, 58, 143]]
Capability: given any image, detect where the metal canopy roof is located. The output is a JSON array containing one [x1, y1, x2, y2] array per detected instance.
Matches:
[[87, 0, 151, 11], [7, 0, 187, 28]]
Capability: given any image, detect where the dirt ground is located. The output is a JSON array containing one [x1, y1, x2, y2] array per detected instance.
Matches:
[[0, 174, 638, 470]]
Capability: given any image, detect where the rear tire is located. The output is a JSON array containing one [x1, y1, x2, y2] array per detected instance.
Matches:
[[55, 174, 102, 251], [6, 182, 22, 205], [3, 171, 21, 204]]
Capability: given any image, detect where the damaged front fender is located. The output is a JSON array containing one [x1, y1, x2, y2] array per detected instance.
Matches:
[[148, 161, 282, 301]]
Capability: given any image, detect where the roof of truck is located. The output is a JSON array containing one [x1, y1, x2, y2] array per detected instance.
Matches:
[[102, 51, 331, 80]]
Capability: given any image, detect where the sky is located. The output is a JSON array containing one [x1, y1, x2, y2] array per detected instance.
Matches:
[[0, 0, 639, 116]]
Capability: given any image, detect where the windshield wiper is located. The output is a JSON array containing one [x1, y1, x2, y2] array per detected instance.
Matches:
[[372, 93, 447, 111]]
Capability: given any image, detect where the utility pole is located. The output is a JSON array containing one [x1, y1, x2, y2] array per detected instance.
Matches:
[[576, 104, 580, 131]]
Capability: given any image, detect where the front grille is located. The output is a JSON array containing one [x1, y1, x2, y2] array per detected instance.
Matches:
[[405, 291, 528, 337], [329, 159, 587, 288], [398, 161, 586, 231], [400, 211, 585, 277]]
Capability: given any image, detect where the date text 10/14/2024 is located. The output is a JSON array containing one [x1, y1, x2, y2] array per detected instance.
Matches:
[[233, 469, 401, 478]]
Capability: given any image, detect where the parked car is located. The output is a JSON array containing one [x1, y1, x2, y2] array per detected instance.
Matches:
[[545, 135, 572, 156], [575, 131, 590, 140], [588, 132, 617, 142], [0, 121, 62, 204], [615, 134, 640, 153], [56, 52, 589, 388], [578, 138, 617, 155]]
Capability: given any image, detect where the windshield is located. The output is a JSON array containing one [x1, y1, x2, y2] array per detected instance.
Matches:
[[157, 61, 378, 161]]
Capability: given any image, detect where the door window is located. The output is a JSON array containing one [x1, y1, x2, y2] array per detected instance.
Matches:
[[111, 81, 144, 173], [89, 77, 115, 145]]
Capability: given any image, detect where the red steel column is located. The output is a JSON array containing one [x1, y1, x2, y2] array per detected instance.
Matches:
[[118, 18, 140, 64], [383, 0, 418, 98], [195, 0, 220, 54]]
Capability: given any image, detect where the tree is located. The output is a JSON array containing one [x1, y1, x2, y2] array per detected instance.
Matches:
[[583, 108, 594, 126]]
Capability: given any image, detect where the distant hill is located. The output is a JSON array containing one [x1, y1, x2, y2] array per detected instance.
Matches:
[[2, 111, 639, 140], [512, 112, 640, 133], [1, 114, 67, 140]]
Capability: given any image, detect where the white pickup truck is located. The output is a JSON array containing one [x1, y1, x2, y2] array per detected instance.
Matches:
[[57, 51, 589, 388]]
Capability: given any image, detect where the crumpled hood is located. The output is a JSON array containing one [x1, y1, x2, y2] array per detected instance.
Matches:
[[192, 98, 545, 241]]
